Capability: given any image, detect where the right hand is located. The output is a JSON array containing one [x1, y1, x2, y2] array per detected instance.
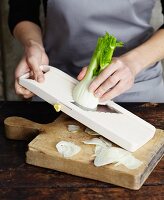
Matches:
[[15, 40, 49, 98]]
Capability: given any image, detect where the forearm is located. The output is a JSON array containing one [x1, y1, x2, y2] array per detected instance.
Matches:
[[13, 21, 44, 49], [13, 21, 49, 97], [120, 29, 164, 75]]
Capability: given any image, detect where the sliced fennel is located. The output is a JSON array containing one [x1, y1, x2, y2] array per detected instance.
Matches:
[[94, 147, 142, 169], [114, 154, 143, 170], [56, 141, 81, 158], [82, 138, 110, 147], [82, 138, 142, 169], [82, 137, 112, 156], [73, 32, 123, 109], [67, 124, 80, 133], [94, 147, 130, 167], [85, 127, 99, 136], [99, 136, 112, 147]]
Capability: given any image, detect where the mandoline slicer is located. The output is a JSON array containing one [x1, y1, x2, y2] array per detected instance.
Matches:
[[19, 65, 156, 152]]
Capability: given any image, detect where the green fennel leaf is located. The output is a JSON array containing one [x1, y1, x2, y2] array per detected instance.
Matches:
[[87, 32, 123, 78]]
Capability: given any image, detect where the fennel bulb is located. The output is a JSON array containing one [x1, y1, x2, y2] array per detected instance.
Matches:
[[73, 32, 123, 110]]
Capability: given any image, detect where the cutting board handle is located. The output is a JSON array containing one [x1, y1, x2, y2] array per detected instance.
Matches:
[[4, 117, 44, 140]]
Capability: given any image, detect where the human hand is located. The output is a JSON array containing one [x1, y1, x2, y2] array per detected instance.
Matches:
[[15, 40, 49, 98], [78, 57, 137, 102]]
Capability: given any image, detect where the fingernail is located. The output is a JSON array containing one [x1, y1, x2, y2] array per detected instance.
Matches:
[[77, 74, 82, 80]]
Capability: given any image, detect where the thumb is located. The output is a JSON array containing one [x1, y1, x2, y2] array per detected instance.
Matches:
[[27, 56, 44, 82]]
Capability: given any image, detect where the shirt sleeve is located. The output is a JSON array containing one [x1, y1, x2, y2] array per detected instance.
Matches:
[[159, 0, 164, 29], [8, 0, 41, 34]]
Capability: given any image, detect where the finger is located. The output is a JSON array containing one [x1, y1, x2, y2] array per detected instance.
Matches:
[[100, 80, 125, 102], [40, 65, 50, 73], [15, 80, 34, 98], [94, 71, 121, 98], [42, 53, 49, 66], [89, 63, 118, 92], [15, 57, 30, 78], [24, 89, 34, 97], [15, 80, 26, 95], [27, 56, 44, 82], [77, 66, 88, 80], [23, 92, 34, 99]]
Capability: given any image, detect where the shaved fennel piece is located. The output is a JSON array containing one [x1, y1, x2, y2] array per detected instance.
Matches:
[[114, 154, 143, 169], [94, 147, 142, 169], [85, 127, 99, 136], [99, 136, 112, 147], [56, 141, 81, 158], [95, 145, 103, 155], [94, 147, 130, 167], [67, 125, 80, 133], [83, 137, 112, 156], [83, 138, 110, 148], [82, 138, 142, 169]]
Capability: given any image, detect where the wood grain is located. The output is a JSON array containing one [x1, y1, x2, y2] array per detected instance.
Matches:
[[0, 102, 164, 199], [0, 186, 164, 200], [4, 112, 164, 190]]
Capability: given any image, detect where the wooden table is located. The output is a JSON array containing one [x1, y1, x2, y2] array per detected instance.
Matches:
[[0, 101, 163, 200]]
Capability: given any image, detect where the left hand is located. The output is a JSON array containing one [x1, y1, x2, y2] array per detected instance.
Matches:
[[78, 57, 137, 102]]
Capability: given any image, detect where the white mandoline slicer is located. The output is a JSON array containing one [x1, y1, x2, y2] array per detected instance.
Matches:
[[19, 65, 156, 152]]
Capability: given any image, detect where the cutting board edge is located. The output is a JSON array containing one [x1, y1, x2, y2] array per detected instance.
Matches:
[[139, 142, 164, 186]]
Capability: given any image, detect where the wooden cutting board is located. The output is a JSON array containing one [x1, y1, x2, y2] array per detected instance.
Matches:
[[4, 114, 164, 190]]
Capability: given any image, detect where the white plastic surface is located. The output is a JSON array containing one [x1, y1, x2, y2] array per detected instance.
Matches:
[[19, 66, 156, 152]]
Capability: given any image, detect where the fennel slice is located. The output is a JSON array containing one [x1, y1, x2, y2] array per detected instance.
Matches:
[[84, 127, 99, 136], [114, 154, 143, 169], [82, 138, 109, 147], [56, 141, 81, 158], [94, 147, 130, 167], [67, 124, 80, 133], [99, 136, 112, 147]]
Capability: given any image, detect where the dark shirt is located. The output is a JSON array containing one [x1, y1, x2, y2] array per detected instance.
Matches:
[[8, 0, 164, 34]]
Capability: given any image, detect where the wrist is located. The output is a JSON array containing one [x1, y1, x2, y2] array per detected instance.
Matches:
[[25, 39, 45, 52], [119, 50, 144, 76], [13, 21, 44, 51]]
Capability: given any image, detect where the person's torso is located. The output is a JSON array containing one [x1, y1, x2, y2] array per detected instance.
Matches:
[[44, 0, 158, 80]]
